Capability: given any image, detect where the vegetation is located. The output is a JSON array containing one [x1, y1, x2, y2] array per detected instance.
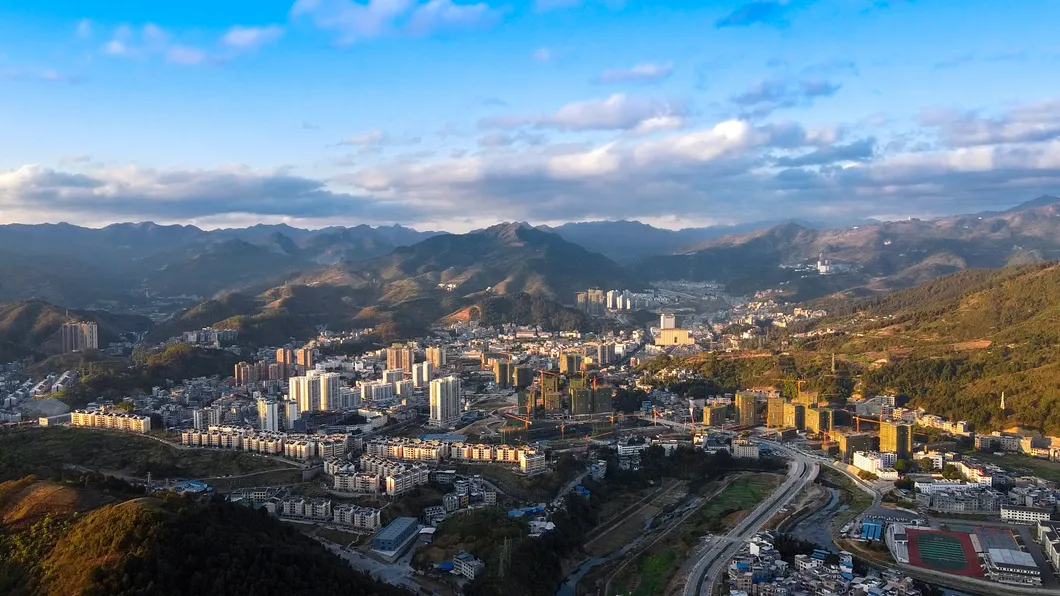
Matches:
[[0, 427, 291, 482], [0, 300, 151, 359], [0, 482, 404, 596], [48, 343, 239, 410], [472, 292, 588, 331]]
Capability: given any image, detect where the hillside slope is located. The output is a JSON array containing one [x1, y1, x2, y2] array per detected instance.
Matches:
[[798, 262, 1060, 433], [0, 301, 152, 359], [0, 477, 403, 596]]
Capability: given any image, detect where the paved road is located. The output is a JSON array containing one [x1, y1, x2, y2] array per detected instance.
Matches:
[[684, 446, 819, 596]]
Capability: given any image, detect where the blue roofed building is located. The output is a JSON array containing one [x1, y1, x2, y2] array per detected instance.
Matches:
[[372, 516, 420, 560]]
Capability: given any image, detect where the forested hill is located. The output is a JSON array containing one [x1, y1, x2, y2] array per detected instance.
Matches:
[[798, 262, 1060, 434], [0, 476, 404, 596]]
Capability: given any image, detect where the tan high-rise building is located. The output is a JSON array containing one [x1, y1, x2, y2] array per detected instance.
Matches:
[[783, 402, 806, 431], [767, 395, 786, 428], [559, 353, 582, 374], [276, 348, 294, 366], [426, 347, 447, 369], [493, 360, 512, 389], [805, 408, 834, 434], [837, 431, 873, 462], [880, 422, 913, 459], [296, 348, 314, 369], [512, 366, 534, 389], [704, 405, 728, 426], [387, 345, 415, 372], [736, 392, 757, 426]]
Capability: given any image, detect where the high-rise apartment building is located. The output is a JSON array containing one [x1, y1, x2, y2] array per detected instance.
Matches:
[[429, 375, 461, 428], [426, 346, 447, 369], [736, 391, 757, 426], [387, 344, 415, 372], [559, 353, 582, 374], [296, 348, 314, 369], [513, 366, 534, 389], [660, 312, 676, 330], [258, 398, 280, 432], [276, 348, 294, 366], [766, 395, 786, 428], [362, 381, 395, 403], [704, 405, 728, 426], [283, 400, 301, 431], [837, 431, 873, 462], [493, 361, 511, 389], [61, 322, 98, 353], [880, 422, 913, 460], [805, 408, 834, 434], [320, 372, 342, 411], [597, 343, 616, 366], [412, 361, 434, 389], [383, 369, 405, 383], [290, 371, 323, 413], [783, 402, 806, 431], [571, 387, 592, 415]]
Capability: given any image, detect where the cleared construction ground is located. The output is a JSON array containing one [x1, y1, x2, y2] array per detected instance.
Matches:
[[574, 472, 782, 596]]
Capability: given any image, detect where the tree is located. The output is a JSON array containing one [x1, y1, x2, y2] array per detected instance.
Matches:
[[942, 464, 963, 480], [918, 457, 936, 472], [892, 459, 909, 474]]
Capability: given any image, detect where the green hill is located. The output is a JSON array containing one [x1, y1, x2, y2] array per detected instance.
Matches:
[[0, 301, 152, 360], [798, 262, 1060, 433], [0, 477, 403, 596]]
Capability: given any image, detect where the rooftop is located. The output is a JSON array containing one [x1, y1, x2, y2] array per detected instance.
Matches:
[[376, 516, 419, 541], [987, 548, 1038, 569]]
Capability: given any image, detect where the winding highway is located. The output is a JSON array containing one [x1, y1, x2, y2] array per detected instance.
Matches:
[[684, 446, 819, 596]]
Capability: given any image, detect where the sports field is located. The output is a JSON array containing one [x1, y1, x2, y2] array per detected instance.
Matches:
[[906, 529, 983, 577]]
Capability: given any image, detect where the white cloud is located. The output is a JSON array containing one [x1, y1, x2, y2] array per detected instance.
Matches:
[[103, 39, 131, 56], [596, 61, 673, 83], [166, 45, 209, 65], [76, 19, 93, 39], [0, 164, 404, 223], [922, 99, 1060, 147], [482, 93, 686, 132], [101, 22, 278, 66], [629, 115, 687, 136], [221, 25, 285, 49], [532, 47, 552, 61], [290, 0, 501, 44]]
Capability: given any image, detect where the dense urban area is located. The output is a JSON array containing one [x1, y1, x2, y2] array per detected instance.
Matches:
[[9, 243, 1060, 596]]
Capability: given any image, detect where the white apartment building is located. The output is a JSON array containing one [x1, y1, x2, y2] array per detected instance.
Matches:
[[1001, 505, 1053, 524], [412, 361, 434, 389], [429, 375, 461, 428], [520, 451, 546, 474], [333, 504, 381, 531], [334, 472, 381, 493], [361, 380, 395, 403], [853, 451, 898, 475]]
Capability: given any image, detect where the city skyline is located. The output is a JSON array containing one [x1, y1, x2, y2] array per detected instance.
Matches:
[[2, 0, 1058, 232]]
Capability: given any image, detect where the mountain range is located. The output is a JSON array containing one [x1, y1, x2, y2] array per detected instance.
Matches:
[[1, 194, 1060, 345]]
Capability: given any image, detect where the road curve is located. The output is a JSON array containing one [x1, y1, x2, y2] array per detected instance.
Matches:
[[684, 447, 819, 596]]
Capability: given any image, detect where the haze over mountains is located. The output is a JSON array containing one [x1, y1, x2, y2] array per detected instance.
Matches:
[[0, 195, 1059, 344]]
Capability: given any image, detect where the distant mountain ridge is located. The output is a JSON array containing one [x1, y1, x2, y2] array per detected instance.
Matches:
[[635, 194, 1060, 299], [0, 222, 442, 307]]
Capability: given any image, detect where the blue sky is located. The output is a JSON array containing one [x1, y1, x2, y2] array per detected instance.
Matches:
[[1, 0, 1059, 231]]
